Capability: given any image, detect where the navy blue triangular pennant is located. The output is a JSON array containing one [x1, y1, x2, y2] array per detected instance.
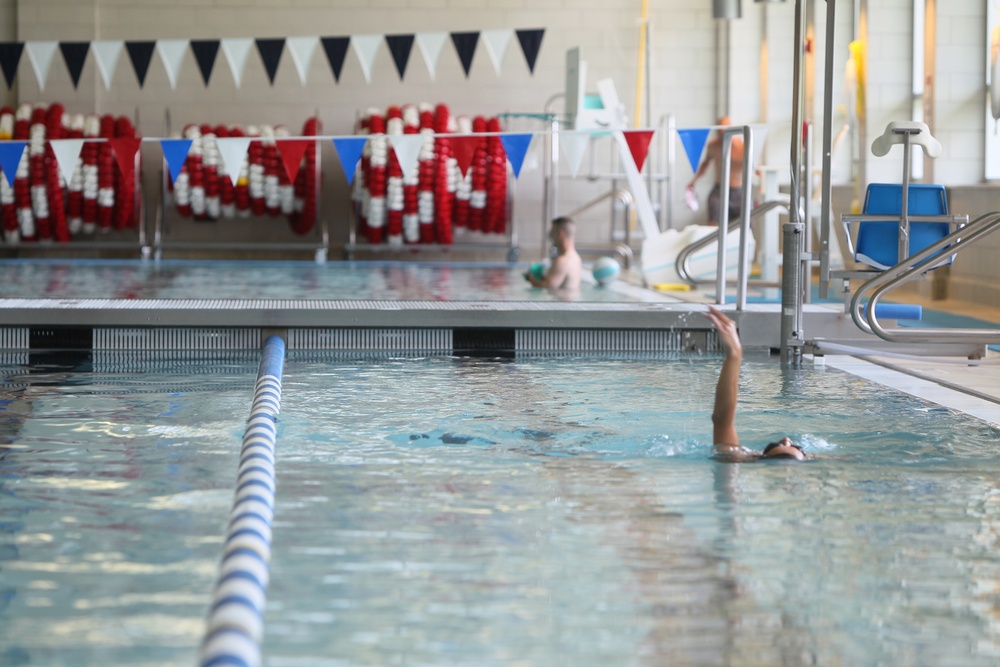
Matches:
[[59, 41, 90, 89], [255, 38, 284, 85], [385, 34, 414, 81], [190, 39, 220, 87], [450, 31, 479, 78], [0, 42, 23, 89], [515, 29, 544, 74], [125, 41, 155, 87], [320, 36, 350, 82]]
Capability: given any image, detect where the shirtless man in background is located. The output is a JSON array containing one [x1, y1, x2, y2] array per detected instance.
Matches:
[[687, 116, 745, 226]]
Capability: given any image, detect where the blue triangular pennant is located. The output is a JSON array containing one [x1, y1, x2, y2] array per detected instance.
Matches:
[[160, 138, 193, 184], [678, 128, 710, 173], [0, 140, 26, 188], [332, 136, 367, 184], [499, 133, 533, 178]]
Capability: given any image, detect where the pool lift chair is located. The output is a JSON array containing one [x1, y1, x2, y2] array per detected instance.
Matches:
[[822, 121, 1000, 354]]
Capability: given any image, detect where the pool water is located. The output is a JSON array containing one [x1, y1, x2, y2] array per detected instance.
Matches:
[[2, 353, 1000, 665], [0, 260, 647, 302]]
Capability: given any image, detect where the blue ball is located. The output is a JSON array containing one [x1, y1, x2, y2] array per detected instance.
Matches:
[[592, 257, 621, 285], [527, 261, 549, 282]]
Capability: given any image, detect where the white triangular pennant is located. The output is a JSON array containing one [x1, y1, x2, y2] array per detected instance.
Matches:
[[416, 32, 447, 81], [286, 36, 319, 86], [25, 41, 58, 91], [91, 40, 123, 90], [156, 39, 188, 90], [216, 137, 252, 186], [50, 139, 86, 187], [560, 131, 590, 178], [388, 135, 424, 182], [351, 34, 382, 84], [481, 29, 513, 77], [221, 38, 254, 88]]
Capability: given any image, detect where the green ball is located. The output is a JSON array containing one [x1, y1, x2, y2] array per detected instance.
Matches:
[[527, 261, 548, 281]]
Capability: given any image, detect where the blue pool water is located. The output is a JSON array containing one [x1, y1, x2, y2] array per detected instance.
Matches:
[[3, 352, 1000, 665], [0, 259, 646, 302]]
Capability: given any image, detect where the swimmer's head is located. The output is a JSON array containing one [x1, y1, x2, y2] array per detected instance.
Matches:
[[761, 437, 806, 461]]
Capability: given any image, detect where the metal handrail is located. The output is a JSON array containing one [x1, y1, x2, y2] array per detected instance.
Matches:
[[851, 211, 1000, 343], [566, 188, 635, 253], [675, 199, 800, 287]]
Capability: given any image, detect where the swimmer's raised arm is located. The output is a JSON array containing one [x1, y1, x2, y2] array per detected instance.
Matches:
[[706, 306, 741, 453]]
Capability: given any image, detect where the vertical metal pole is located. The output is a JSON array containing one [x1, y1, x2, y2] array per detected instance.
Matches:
[[819, 0, 838, 298], [803, 121, 813, 304], [899, 133, 912, 263], [717, 130, 734, 305], [666, 113, 676, 230], [781, 0, 807, 366], [736, 126, 754, 311]]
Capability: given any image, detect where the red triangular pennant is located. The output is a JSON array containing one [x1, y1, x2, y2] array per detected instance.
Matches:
[[622, 130, 655, 172], [109, 137, 143, 181], [450, 135, 480, 176], [276, 139, 311, 182]]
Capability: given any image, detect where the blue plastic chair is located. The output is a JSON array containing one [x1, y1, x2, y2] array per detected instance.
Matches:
[[854, 183, 952, 270]]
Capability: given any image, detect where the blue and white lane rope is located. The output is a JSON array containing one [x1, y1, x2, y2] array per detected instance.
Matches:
[[199, 335, 285, 667]]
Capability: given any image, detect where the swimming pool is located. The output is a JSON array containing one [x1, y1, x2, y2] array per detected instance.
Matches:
[[0, 259, 661, 303], [2, 351, 999, 665]]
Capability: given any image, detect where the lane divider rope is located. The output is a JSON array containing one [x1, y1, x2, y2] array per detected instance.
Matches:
[[199, 334, 286, 667]]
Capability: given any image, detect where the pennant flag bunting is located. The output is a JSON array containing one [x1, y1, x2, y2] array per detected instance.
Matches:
[[159, 138, 193, 183], [0, 42, 23, 89], [49, 139, 85, 187], [332, 136, 366, 184], [221, 38, 253, 88], [677, 128, 711, 173], [499, 133, 533, 178], [351, 34, 382, 84], [320, 36, 350, 83], [109, 137, 142, 183], [515, 29, 544, 73], [25, 41, 58, 90], [451, 135, 479, 176], [481, 29, 513, 77], [125, 41, 156, 87], [622, 129, 655, 172], [156, 39, 188, 90], [415, 32, 447, 81], [286, 36, 318, 85], [216, 136, 252, 186], [91, 40, 123, 90], [385, 34, 414, 81], [59, 41, 90, 89], [276, 139, 311, 182], [190, 40, 220, 86], [0, 140, 26, 188], [560, 131, 590, 178], [256, 38, 285, 85], [450, 32, 479, 78], [388, 134, 423, 182]]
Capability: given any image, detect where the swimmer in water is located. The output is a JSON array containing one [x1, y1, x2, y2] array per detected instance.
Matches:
[[524, 216, 582, 291], [705, 306, 807, 462]]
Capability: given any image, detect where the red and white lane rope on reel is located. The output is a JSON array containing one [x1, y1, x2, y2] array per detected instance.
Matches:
[[201, 124, 221, 221], [385, 106, 405, 246], [96, 114, 117, 232], [433, 103, 455, 245], [166, 117, 320, 233], [452, 115, 472, 232], [364, 108, 388, 244], [28, 105, 51, 240], [468, 116, 490, 234], [114, 116, 138, 231], [45, 103, 70, 241], [401, 104, 420, 244], [485, 117, 507, 235], [416, 103, 436, 244], [65, 113, 85, 235]]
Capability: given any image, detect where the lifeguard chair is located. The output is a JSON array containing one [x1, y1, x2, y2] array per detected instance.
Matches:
[[833, 121, 968, 319]]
